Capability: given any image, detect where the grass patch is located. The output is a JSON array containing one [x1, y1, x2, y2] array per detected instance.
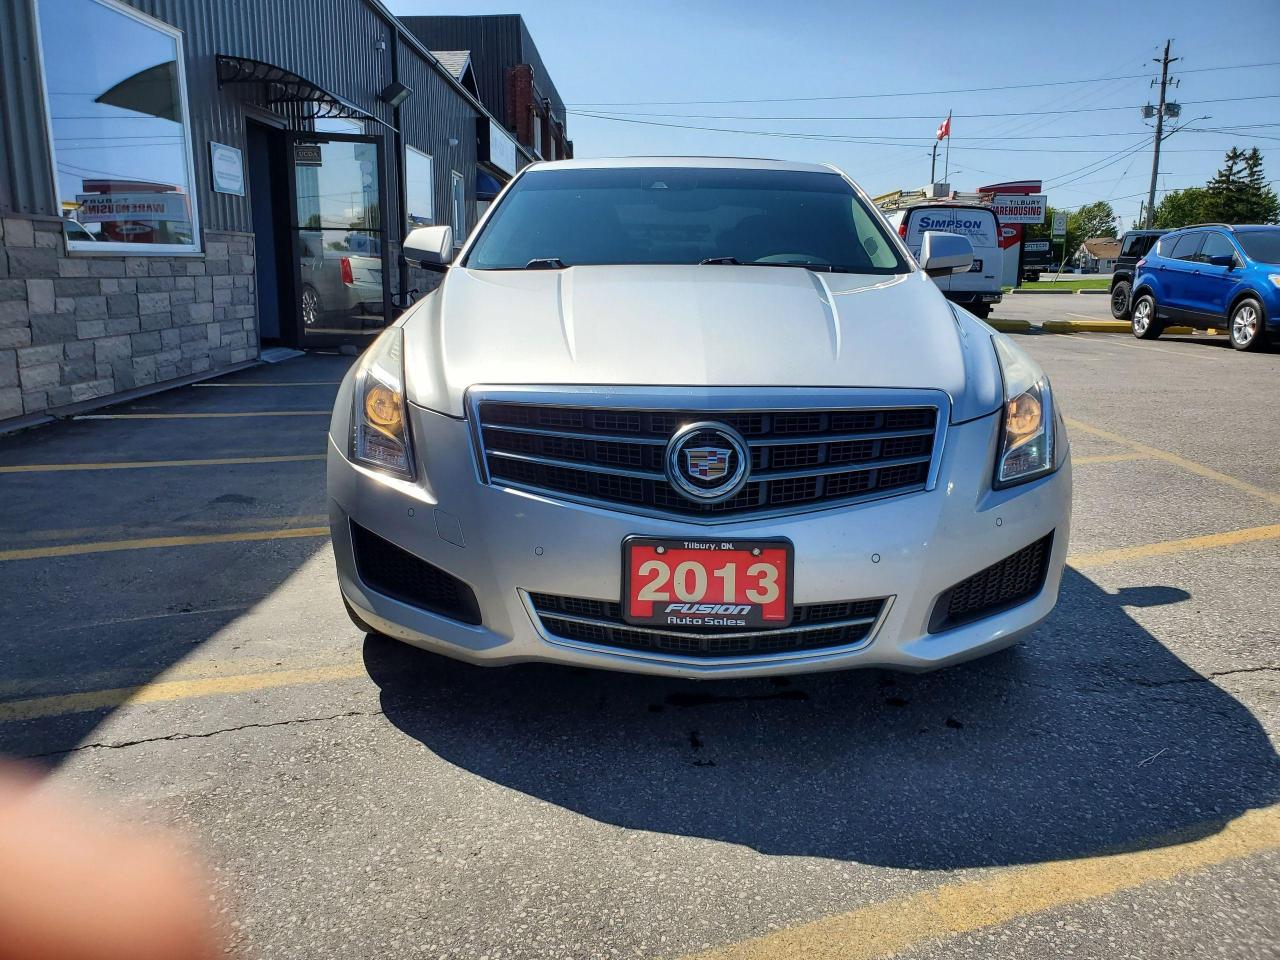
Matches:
[[1016, 277, 1111, 291]]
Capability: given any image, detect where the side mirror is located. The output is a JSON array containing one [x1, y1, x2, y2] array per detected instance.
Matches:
[[920, 230, 974, 278], [1207, 254, 1235, 269], [403, 225, 453, 272]]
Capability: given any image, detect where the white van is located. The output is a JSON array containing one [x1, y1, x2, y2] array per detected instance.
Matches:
[[883, 203, 1003, 318]]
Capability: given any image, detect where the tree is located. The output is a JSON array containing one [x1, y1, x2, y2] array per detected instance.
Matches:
[[1060, 201, 1116, 264], [1241, 147, 1279, 224], [1152, 187, 1211, 228], [1068, 201, 1117, 245], [1021, 202, 1115, 268], [1199, 147, 1279, 224]]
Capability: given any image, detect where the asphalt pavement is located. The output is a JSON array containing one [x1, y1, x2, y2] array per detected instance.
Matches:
[[0, 320, 1277, 959], [996, 290, 1119, 326]]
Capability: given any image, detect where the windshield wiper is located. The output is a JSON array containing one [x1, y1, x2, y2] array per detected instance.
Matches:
[[747, 261, 834, 272], [525, 258, 568, 269], [698, 257, 839, 272]]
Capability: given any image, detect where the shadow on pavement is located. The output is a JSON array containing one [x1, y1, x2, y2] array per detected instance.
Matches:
[[0, 355, 350, 763], [365, 568, 1280, 870]]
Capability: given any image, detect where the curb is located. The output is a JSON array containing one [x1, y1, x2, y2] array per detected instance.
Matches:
[[1008, 288, 1110, 295], [1041, 319, 1199, 335], [1042, 319, 1131, 334], [987, 319, 1033, 333]]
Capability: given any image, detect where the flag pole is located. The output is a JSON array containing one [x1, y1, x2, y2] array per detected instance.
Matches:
[[943, 110, 951, 185]]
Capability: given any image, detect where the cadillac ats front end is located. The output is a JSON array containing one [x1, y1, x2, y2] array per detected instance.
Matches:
[[327, 158, 1071, 679]]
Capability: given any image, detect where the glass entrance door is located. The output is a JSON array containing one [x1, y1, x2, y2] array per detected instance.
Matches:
[[289, 134, 389, 347]]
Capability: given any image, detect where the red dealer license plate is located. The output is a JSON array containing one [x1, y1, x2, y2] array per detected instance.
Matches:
[[623, 537, 793, 629]]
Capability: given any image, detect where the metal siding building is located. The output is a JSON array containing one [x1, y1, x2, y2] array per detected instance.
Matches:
[[400, 14, 569, 160], [0, 0, 546, 429], [0, 0, 57, 217], [401, 15, 525, 126], [396, 40, 479, 245]]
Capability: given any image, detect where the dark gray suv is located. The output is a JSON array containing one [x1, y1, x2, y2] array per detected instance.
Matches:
[[1109, 229, 1167, 319]]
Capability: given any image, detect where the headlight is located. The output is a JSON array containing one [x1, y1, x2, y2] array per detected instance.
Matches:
[[350, 327, 415, 479], [992, 336, 1056, 488], [1267, 274, 1280, 290]]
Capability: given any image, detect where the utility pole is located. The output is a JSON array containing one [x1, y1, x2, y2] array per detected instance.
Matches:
[[1144, 40, 1179, 228]]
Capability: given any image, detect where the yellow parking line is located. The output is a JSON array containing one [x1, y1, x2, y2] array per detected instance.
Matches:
[[0, 454, 325, 474], [1068, 523, 1280, 570], [1066, 418, 1280, 509], [4, 515, 328, 544], [0, 526, 328, 562], [193, 381, 342, 387], [685, 805, 1280, 960], [1071, 451, 1149, 466], [75, 411, 330, 419], [0, 661, 367, 724]]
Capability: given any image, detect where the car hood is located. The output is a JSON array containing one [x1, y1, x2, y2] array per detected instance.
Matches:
[[402, 264, 1002, 422]]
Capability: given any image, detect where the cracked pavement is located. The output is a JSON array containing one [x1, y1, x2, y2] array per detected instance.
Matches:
[[0, 334, 1278, 960]]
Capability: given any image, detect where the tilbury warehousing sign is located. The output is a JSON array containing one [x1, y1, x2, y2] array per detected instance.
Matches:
[[991, 194, 1047, 224]]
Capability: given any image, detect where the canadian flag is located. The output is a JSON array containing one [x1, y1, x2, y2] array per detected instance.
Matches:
[[936, 113, 952, 140]]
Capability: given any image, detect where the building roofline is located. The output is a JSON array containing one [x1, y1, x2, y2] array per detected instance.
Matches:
[[362, 0, 536, 164]]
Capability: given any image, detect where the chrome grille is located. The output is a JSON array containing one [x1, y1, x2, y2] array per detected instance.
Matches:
[[472, 393, 942, 520], [528, 592, 889, 659]]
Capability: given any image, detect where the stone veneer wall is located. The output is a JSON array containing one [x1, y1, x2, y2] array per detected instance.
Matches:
[[0, 217, 257, 424]]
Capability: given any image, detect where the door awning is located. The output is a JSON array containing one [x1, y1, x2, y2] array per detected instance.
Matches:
[[476, 169, 505, 201], [216, 55, 390, 129]]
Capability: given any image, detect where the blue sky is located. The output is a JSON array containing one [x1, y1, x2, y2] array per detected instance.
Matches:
[[393, 0, 1280, 230]]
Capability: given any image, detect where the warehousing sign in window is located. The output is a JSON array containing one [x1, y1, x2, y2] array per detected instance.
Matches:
[[35, 0, 200, 253], [405, 146, 433, 229]]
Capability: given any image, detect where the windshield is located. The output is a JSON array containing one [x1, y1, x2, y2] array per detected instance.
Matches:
[[1236, 229, 1280, 265], [463, 166, 909, 274]]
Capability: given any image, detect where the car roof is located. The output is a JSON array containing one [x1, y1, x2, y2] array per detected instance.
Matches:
[[899, 202, 996, 212], [525, 156, 840, 175]]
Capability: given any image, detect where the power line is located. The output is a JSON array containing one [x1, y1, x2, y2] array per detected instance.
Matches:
[[572, 94, 1280, 124], [1047, 137, 1156, 189], [961, 68, 1143, 153], [565, 60, 1280, 107], [571, 112, 1258, 153]]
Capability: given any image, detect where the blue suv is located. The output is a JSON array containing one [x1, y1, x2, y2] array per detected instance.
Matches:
[[1130, 224, 1280, 351]]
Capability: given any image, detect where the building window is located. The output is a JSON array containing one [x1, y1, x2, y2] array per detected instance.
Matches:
[[451, 171, 466, 247], [531, 108, 542, 158], [405, 146, 434, 230], [34, 0, 200, 253]]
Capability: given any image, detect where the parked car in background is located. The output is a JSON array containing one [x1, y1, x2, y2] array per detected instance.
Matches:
[[328, 157, 1071, 680], [882, 203, 1003, 318], [1130, 223, 1280, 351], [1109, 229, 1166, 319], [299, 231, 386, 335]]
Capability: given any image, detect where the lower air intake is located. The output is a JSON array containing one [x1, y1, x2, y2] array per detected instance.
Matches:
[[350, 522, 482, 625], [929, 533, 1054, 633]]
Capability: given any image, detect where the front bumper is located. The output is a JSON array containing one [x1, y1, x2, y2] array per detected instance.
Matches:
[[946, 291, 1002, 306], [329, 401, 1071, 679]]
